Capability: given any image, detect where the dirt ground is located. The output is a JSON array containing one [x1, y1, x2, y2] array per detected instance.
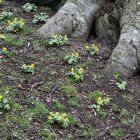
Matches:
[[0, 1, 140, 140]]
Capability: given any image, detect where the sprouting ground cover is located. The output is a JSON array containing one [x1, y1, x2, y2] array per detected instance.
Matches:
[[0, 1, 140, 140]]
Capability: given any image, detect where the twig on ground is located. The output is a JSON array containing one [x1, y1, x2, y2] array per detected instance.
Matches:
[[92, 109, 97, 116], [49, 85, 60, 99], [90, 126, 110, 140], [31, 81, 44, 91]]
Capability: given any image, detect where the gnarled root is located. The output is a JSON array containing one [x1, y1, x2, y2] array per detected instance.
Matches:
[[37, 0, 106, 40], [106, 0, 140, 76]]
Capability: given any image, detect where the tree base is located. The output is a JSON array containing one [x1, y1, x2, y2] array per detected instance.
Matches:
[[36, 0, 140, 76], [37, 0, 106, 40]]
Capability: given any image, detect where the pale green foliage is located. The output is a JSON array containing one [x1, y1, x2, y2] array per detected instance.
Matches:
[[68, 67, 84, 82], [22, 3, 37, 12], [0, 11, 13, 22], [63, 52, 79, 64], [85, 44, 99, 56], [48, 112, 70, 128], [61, 85, 77, 97], [48, 34, 69, 46], [32, 13, 49, 24], [6, 18, 25, 32], [116, 81, 127, 90], [0, 95, 10, 111], [110, 128, 123, 139], [82, 127, 96, 138], [113, 73, 127, 90], [21, 64, 35, 74], [30, 102, 49, 118]]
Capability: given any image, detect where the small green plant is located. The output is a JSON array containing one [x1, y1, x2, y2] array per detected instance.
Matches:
[[41, 130, 55, 140], [33, 39, 49, 47], [32, 13, 49, 24], [61, 85, 77, 97], [67, 114, 77, 125], [67, 67, 84, 82], [88, 90, 103, 100], [6, 18, 25, 32], [116, 81, 127, 90], [30, 102, 49, 118], [48, 112, 70, 128], [0, 47, 12, 58], [48, 34, 69, 46], [82, 127, 96, 138], [1, 33, 26, 47], [52, 100, 65, 111], [0, 0, 4, 5], [5, 114, 31, 128], [119, 108, 134, 126], [69, 97, 80, 108], [110, 128, 123, 140], [22, 3, 37, 12], [113, 73, 127, 90], [11, 102, 23, 111], [21, 64, 35, 74], [40, 82, 53, 93], [63, 52, 79, 64], [0, 95, 10, 111], [85, 44, 99, 56], [0, 47, 8, 55], [0, 11, 13, 22], [113, 73, 121, 81], [89, 93, 110, 115]]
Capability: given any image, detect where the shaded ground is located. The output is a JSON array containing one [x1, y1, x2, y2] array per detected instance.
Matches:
[[0, 1, 140, 140]]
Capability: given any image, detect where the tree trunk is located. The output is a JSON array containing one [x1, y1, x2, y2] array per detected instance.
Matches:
[[37, 0, 140, 76], [37, 0, 106, 40], [106, 0, 140, 76]]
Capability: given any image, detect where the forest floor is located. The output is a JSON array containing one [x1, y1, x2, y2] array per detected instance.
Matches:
[[0, 1, 140, 140]]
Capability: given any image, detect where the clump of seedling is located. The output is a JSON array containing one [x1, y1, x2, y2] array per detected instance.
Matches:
[[0, 47, 8, 55], [48, 34, 69, 46], [63, 52, 79, 64], [89, 90, 110, 115], [48, 112, 70, 128], [6, 18, 25, 32], [21, 64, 35, 74], [0, 95, 10, 111], [32, 13, 49, 24], [0, 11, 13, 22], [116, 81, 127, 90], [110, 128, 123, 140], [67, 67, 84, 82], [22, 3, 37, 12], [113, 73, 127, 90], [85, 44, 99, 56]]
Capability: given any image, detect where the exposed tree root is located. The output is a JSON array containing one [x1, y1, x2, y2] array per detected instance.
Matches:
[[37, 0, 140, 76], [106, 0, 140, 76], [37, 0, 106, 40]]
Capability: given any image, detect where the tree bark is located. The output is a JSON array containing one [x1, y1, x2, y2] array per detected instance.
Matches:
[[106, 0, 140, 76], [36, 0, 140, 76], [37, 0, 106, 40], [95, 14, 120, 43]]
